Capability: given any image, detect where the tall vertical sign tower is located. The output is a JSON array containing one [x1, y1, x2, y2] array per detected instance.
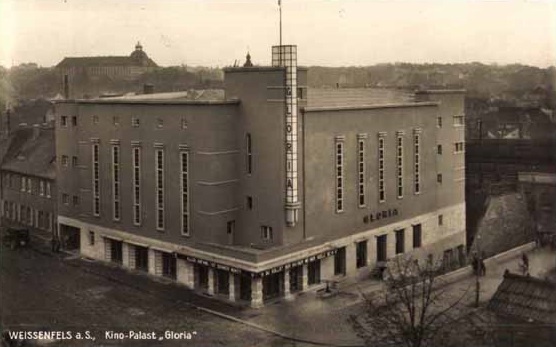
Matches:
[[272, 45, 300, 227]]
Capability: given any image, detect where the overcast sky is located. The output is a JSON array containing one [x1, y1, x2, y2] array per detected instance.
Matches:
[[1, 0, 555, 68]]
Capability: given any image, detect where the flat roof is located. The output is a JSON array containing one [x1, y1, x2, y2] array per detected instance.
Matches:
[[55, 89, 239, 105], [304, 101, 439, 113], [306, 88, 414, 109], [415, 89, 466, 94]]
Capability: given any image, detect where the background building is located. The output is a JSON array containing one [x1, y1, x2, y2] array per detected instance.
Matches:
[[54, 46, 466, 307]]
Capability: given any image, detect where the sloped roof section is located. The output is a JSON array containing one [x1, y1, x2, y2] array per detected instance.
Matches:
[[488, 271, 556, 323], [1, 127, 56, 180]]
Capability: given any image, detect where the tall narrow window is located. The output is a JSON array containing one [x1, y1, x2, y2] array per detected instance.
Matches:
[[378, 133, 386, 202], [413, 130, 421, 194], [155, 148, 165, 230], [357, 135, 366, 207], [180, 148, 190, 236], [335, 137, 344, 213], [111, 144, 120, 221], [396, 132, 404, 199], [413, 224, 422, 248], [132, 146, 141, 226], [92, 143, 100, 216], [246, 133, 252, 174]]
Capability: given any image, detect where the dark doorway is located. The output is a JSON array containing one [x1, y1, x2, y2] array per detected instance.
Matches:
[[197, 265, 209, 290], [135, 246, 149, 272], [289, 266, 303, 292], [162, 252, 176, 279], [262, 272, 282, 301], [356, 241, 367, 268], [377, 234, 387, 262], [334, 247, 346, 276], [216, 269, 230, 295], [110, 239, 123, 265], [308, 260, 321, 285], [239, 274, 252, 301], [395, 229, 405, 254], [59, 224, 80, 251]]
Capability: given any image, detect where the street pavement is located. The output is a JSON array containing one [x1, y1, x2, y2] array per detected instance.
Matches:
[[2, 229, 555, 347]]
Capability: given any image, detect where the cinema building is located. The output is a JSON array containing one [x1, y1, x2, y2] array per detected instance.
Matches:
[[54, 46, 466, 307]]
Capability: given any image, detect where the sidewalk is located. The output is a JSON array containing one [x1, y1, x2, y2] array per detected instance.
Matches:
[[23, 231, 556, 347]]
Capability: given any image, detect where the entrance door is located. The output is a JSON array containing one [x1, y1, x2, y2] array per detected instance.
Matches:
[[239, 274, 252, 301], [162, 253, 176, 279], [377, 235, 387, 262], [263, 272, 282, 301], [290, 266, 303, 292], [111, 240, 123, 265], [334, 247, 346, 275], [216, 269, 230, 295], [135, 246, 149, 272]]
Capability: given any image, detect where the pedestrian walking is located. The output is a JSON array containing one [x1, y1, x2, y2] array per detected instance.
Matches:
[[521, 252, 529, 275], [480, 259, 486, 276]]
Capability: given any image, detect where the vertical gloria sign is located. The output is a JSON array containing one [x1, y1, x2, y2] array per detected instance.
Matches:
[[272, 45, 300, 227]]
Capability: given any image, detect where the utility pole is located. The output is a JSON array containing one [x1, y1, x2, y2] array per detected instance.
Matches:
[[475, 234, 482, 307]]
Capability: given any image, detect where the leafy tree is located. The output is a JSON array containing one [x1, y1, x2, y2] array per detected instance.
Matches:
[[350, 256, 470, 347]]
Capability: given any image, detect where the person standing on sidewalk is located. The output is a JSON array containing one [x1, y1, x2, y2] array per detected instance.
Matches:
[[521, 252, 529, 275]]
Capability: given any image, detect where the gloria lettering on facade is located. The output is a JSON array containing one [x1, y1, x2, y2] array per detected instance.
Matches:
[[363, 208, 399, 224]]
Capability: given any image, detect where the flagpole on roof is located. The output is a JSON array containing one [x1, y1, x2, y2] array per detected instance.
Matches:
[[279, 0, 282, 64]]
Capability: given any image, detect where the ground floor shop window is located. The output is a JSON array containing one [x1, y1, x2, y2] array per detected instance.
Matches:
[[196, 265, 209, 290], [356, 241, 367, 268], [110, 239, 123, 265], [308, 260, 321, 285], [334, 247, 346, 275], [239, 274, 252, 301]]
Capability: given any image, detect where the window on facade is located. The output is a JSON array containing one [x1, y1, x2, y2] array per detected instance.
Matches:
[[396, 133, 403, 199], [92, 143, 100, 216], [72, 156, 78, 167], [357, 136, 366, 207], [92, 115, 99, 124], [437, 116, 442, 128], [61, 116, 68, 127], [396, 229, 405, 254], [335, 138, 344, 212], [413, 130, 421, 194], [156, 118, 164, 128], [46, 182, 51, 198], [88, 231, 95, 246], [180, 149, 190, 236], [438, 214, 443, 226], [246, 196, 253, 210], [437, 173, 443, 184], [413, 224, 422, 248], [437, 144, 442, 155], [20, 176, 26, 192], [132, 117, 140, 127], [356, 240, 367, 268], [61, 155, 68, 167], [453, 115, 464, 126], [62, 193, 69, 205], [378, 134, 386, 202], [155, 148, 165, 230], [377, 234, 387, 262], [227, 220, 235, 235], [261, 226, 273, 241], [132, 146, 141, 225], [73, 195, 80, 206], [39, 181, 45, 196], [181, 117, 188, 129], [27, 178, 32, 193], [454, 142, 464, 153], [246, 134, 252, 174], [112, 145, 120, 221], [71, 116, 77, 126]]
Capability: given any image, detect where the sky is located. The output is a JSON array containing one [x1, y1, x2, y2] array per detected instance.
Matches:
[[1, 0, 556, 68]]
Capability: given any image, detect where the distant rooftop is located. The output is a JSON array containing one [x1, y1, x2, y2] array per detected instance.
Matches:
[[61, 89, 237, 105], [306, 88, 414, 108]]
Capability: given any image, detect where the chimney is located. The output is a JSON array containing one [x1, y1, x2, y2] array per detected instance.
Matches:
[[143, 84, 154, 94], [63, 74, 70, 99]]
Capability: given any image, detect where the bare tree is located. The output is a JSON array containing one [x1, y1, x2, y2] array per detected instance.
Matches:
[[350, 256, 471, 347]]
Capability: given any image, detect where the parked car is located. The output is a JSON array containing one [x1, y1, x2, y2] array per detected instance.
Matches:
[[2, 228, 30, 250]]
